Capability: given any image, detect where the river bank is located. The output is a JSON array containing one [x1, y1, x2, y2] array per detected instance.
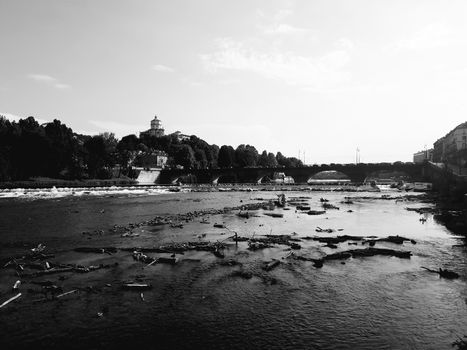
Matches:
[[0, 177, 136, 189], [0, 188, 466, 349]]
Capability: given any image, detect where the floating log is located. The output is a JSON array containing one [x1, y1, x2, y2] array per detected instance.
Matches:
[[364, 235, 416, 245], [293, 255, 323, 267], [324, 248, 411, 261], [0, 293, 21, 309], [322, 203, 339, 210], [422, 267, 459, 279], [262, 260, 280, 271], [312, 235, 366, 244], [290, 243, 301, 250], [248, 241, 272, 251], [264, 212, 284, 218], [237, 211, 250, 219], [74, 247, 117, 254], [307, 210, 326, 215], [122, 283, 152, 290], [56, 289, 78, 298], [12, 280, 21, 290], [296, 205, 311, 211]]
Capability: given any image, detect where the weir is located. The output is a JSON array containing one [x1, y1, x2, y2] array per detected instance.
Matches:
[[135, 169, 161, 185]]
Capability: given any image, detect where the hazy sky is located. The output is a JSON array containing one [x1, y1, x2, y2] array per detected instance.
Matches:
[[1, 0, 467, 164]]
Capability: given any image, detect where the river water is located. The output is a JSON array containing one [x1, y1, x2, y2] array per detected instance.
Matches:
[[0, 187, 466, 349]]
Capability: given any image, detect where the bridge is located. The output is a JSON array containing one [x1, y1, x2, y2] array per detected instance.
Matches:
[[158, 162, 427, 185]]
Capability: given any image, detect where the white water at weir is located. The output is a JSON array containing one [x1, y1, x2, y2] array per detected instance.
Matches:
[[136, 170, 160, 184]]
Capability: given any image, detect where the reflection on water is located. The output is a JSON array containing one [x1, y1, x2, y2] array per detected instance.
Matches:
[[0, 189, 466, 349]]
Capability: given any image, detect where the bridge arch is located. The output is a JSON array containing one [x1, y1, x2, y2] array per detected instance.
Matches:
[[363, 170, 412, 184], [170, 174, 197, 184], [212, 173, 238, 185], [307, 170, 351, 184]]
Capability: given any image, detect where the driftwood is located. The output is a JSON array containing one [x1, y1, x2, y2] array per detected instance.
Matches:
[[422, 267, 459, 279], [133, 251, 178, 265], [0, 293, 21, 309], [324, 248, 412, 260], [56, 289, 78, 298], [364, 236, 416, 245], [262, 260, 280, 271], [296, 205, 311, 211], [316, 227, 334, 233], [322, 203, 339, 210], [307, 210, 326, 215], [122, 283, 152, 290], [311, 235, 366, 244], [264, 212, 284, 218], [293, 255, 324, 268], [74, 247, 117, 254]]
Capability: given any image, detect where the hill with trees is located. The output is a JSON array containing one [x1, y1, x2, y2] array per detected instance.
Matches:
[[0, 116, 303, 181]]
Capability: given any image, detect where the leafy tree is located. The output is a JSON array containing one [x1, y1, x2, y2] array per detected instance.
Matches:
[[267, 152, 278, 167], [218, 145, 235, 168], [173, 144, 195, 169], [194, 149, 208, 169], [235, 144, 258, 167], [258, 150, 279, 167]]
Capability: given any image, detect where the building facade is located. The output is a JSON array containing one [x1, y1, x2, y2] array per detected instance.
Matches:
[[413, 149, 433, 163], [431, 122, 467, 162], [172, 130, 191, 142], [134, 150, 168, 169], [140, 115, 165, 138]]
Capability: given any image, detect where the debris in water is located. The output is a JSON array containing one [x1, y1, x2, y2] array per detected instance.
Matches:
[[12, 280, 21, 290], [122, 283, 153, 290], [421, 267, 459, 279], [0, 293, 21, 309], [264, 212, 284, 218], [262, 259, 280, 271]]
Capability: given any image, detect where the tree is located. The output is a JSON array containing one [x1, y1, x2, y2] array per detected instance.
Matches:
[[218, 145, 235, 168], [194, 149, 208, 169], [117, 134, 139, 152], [267, 152, 278, 167], [84, 135, 115, 178], [276, 152, 303, 168], [258, 150, 269, 167], [173, 144, 195, 169], [235, 144, 258, 167], [276, 152, 287, 167]]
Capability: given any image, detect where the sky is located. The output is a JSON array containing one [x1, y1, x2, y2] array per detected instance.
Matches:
[[1, 0, 467, 164]]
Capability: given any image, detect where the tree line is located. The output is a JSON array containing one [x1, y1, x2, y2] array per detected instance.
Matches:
[[0, 116, 303, 181]]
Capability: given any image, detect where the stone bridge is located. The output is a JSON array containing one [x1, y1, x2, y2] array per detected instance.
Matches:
[[158, 163, 427, 185]]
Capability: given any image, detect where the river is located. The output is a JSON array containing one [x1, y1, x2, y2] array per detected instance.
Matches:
[[0, 186, 466, 349]]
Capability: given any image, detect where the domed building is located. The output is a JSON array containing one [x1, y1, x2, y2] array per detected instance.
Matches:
[[140, 115, 165, 138]]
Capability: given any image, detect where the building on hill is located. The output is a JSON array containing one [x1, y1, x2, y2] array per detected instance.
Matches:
[[432, 122, 467, 162], [172, 130, 191, 141], [134, 150, 168, 169], [140, 115, 165, 138], [413, 149, 433, 163]]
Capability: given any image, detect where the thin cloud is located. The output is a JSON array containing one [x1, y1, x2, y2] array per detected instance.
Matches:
[[151, 64, 175, 72], [28, 74, 56, 82], [261, 23, 309, 35], [200, 38, 351, 90], [385, 23, 464, 52], [27, 73, 71, 89], [89, 120, 147, 138]]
